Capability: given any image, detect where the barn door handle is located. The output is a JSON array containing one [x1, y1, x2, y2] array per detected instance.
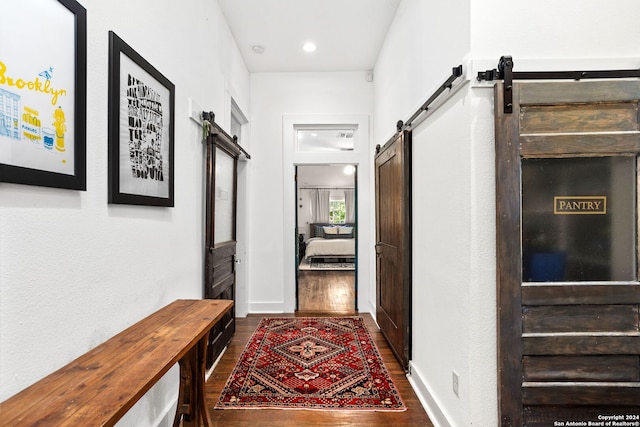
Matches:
[[375, 244, 383, 255]]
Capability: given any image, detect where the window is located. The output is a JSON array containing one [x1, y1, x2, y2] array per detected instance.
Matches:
[[522, 156, 636, 282], [213, 147, 235, 244], [296, 126, 357, 152], [329, 196, 345, 224]]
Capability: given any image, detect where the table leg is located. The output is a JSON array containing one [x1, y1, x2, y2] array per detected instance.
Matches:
[[196, 336, 214, 427], [173, 336, 212, 427]]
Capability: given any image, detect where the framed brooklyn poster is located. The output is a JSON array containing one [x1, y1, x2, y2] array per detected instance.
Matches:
[[0, 0, 87, 190], [108, 31, 175, 207]]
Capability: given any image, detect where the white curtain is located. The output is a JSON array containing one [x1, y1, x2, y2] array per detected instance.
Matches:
[[311, 189, 331, 222], [344, 189, 355, 223]]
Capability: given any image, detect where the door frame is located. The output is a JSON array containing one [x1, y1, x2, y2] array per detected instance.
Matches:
[[282, 114, 372, 314], [228, 96, 250, 318], [294, 164, 359, 312]]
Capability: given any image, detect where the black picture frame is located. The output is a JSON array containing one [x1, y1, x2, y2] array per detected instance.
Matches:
[[108, 31, 175, 207], [0, 0, 87, 190]]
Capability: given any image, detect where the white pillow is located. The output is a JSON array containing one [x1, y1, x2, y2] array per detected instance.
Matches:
[[338, 226, 353, 235], [323, 226, 338, 235]]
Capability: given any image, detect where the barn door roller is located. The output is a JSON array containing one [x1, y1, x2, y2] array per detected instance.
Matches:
[[477, 55, 640, 113]]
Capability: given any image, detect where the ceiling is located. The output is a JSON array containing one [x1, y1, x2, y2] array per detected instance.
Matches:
[[217, 0, 401, 73]]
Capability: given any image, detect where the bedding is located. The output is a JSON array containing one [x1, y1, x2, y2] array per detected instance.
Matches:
[[304, 223, 356, 262], [305, 237, 355, 258]]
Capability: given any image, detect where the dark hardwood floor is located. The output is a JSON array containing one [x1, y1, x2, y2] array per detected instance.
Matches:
[[205, 314, 434, 427], [297, 269, 356, 313]]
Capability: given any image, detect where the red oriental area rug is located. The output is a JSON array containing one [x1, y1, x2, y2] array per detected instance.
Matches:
[[214, 317, 406, 411]]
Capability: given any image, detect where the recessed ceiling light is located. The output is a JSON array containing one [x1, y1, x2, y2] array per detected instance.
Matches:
[[302, 42, 317, 53], [251, 45, 265, 54]]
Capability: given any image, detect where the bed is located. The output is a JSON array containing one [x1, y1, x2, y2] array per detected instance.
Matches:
[[304, 223, 355, 263]]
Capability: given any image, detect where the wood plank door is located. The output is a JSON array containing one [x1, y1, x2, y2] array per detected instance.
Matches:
[[375, 130, 412, 370], [495, 79, 640, 426], [205, 124, 241, 367]]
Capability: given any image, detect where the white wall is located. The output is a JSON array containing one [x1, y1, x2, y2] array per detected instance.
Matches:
[[470, 0, 640, 60], [248, 72, 373, 313], [0, 1, 249, 425], [374, 1, 474, 425], [374, 0, 640, 426]]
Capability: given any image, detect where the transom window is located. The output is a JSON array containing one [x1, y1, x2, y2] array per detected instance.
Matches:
[[296, 126, 357, 152]]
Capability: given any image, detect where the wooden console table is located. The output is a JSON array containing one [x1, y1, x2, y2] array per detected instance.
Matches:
[[0, 299, 233, 427]]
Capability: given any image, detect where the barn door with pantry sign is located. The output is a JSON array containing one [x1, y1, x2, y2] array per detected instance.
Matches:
[[204, 123, 240, 368], [495, 79, 640, 426]]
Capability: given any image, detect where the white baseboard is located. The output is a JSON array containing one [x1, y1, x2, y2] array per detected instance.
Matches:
[[357, 298, 375, 316], [248, 302, 284, 313], [206, 345, 228, 380], [407, 362, 452, 427]]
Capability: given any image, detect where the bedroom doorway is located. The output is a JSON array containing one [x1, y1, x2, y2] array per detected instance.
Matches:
[[296, 164, 357, 313]]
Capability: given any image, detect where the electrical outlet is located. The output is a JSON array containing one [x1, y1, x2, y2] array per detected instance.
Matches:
[[452, 371, 459, 397]]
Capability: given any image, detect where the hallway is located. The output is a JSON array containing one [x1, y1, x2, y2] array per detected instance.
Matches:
[[205, 314, 433, 426]]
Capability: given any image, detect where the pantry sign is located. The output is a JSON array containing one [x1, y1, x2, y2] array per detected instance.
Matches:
[[554, 196, 607, 215], [0, 0, 86, 190]]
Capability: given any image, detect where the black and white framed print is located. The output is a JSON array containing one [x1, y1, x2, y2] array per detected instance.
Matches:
[[108, 31, 175, 206], [0, 0, 87, 190]]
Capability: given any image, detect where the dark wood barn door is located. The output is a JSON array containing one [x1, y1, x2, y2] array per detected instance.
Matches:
[[375, 130, 412, 370], [204, 124, 240, 367], [495, 79, 640, 426]]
